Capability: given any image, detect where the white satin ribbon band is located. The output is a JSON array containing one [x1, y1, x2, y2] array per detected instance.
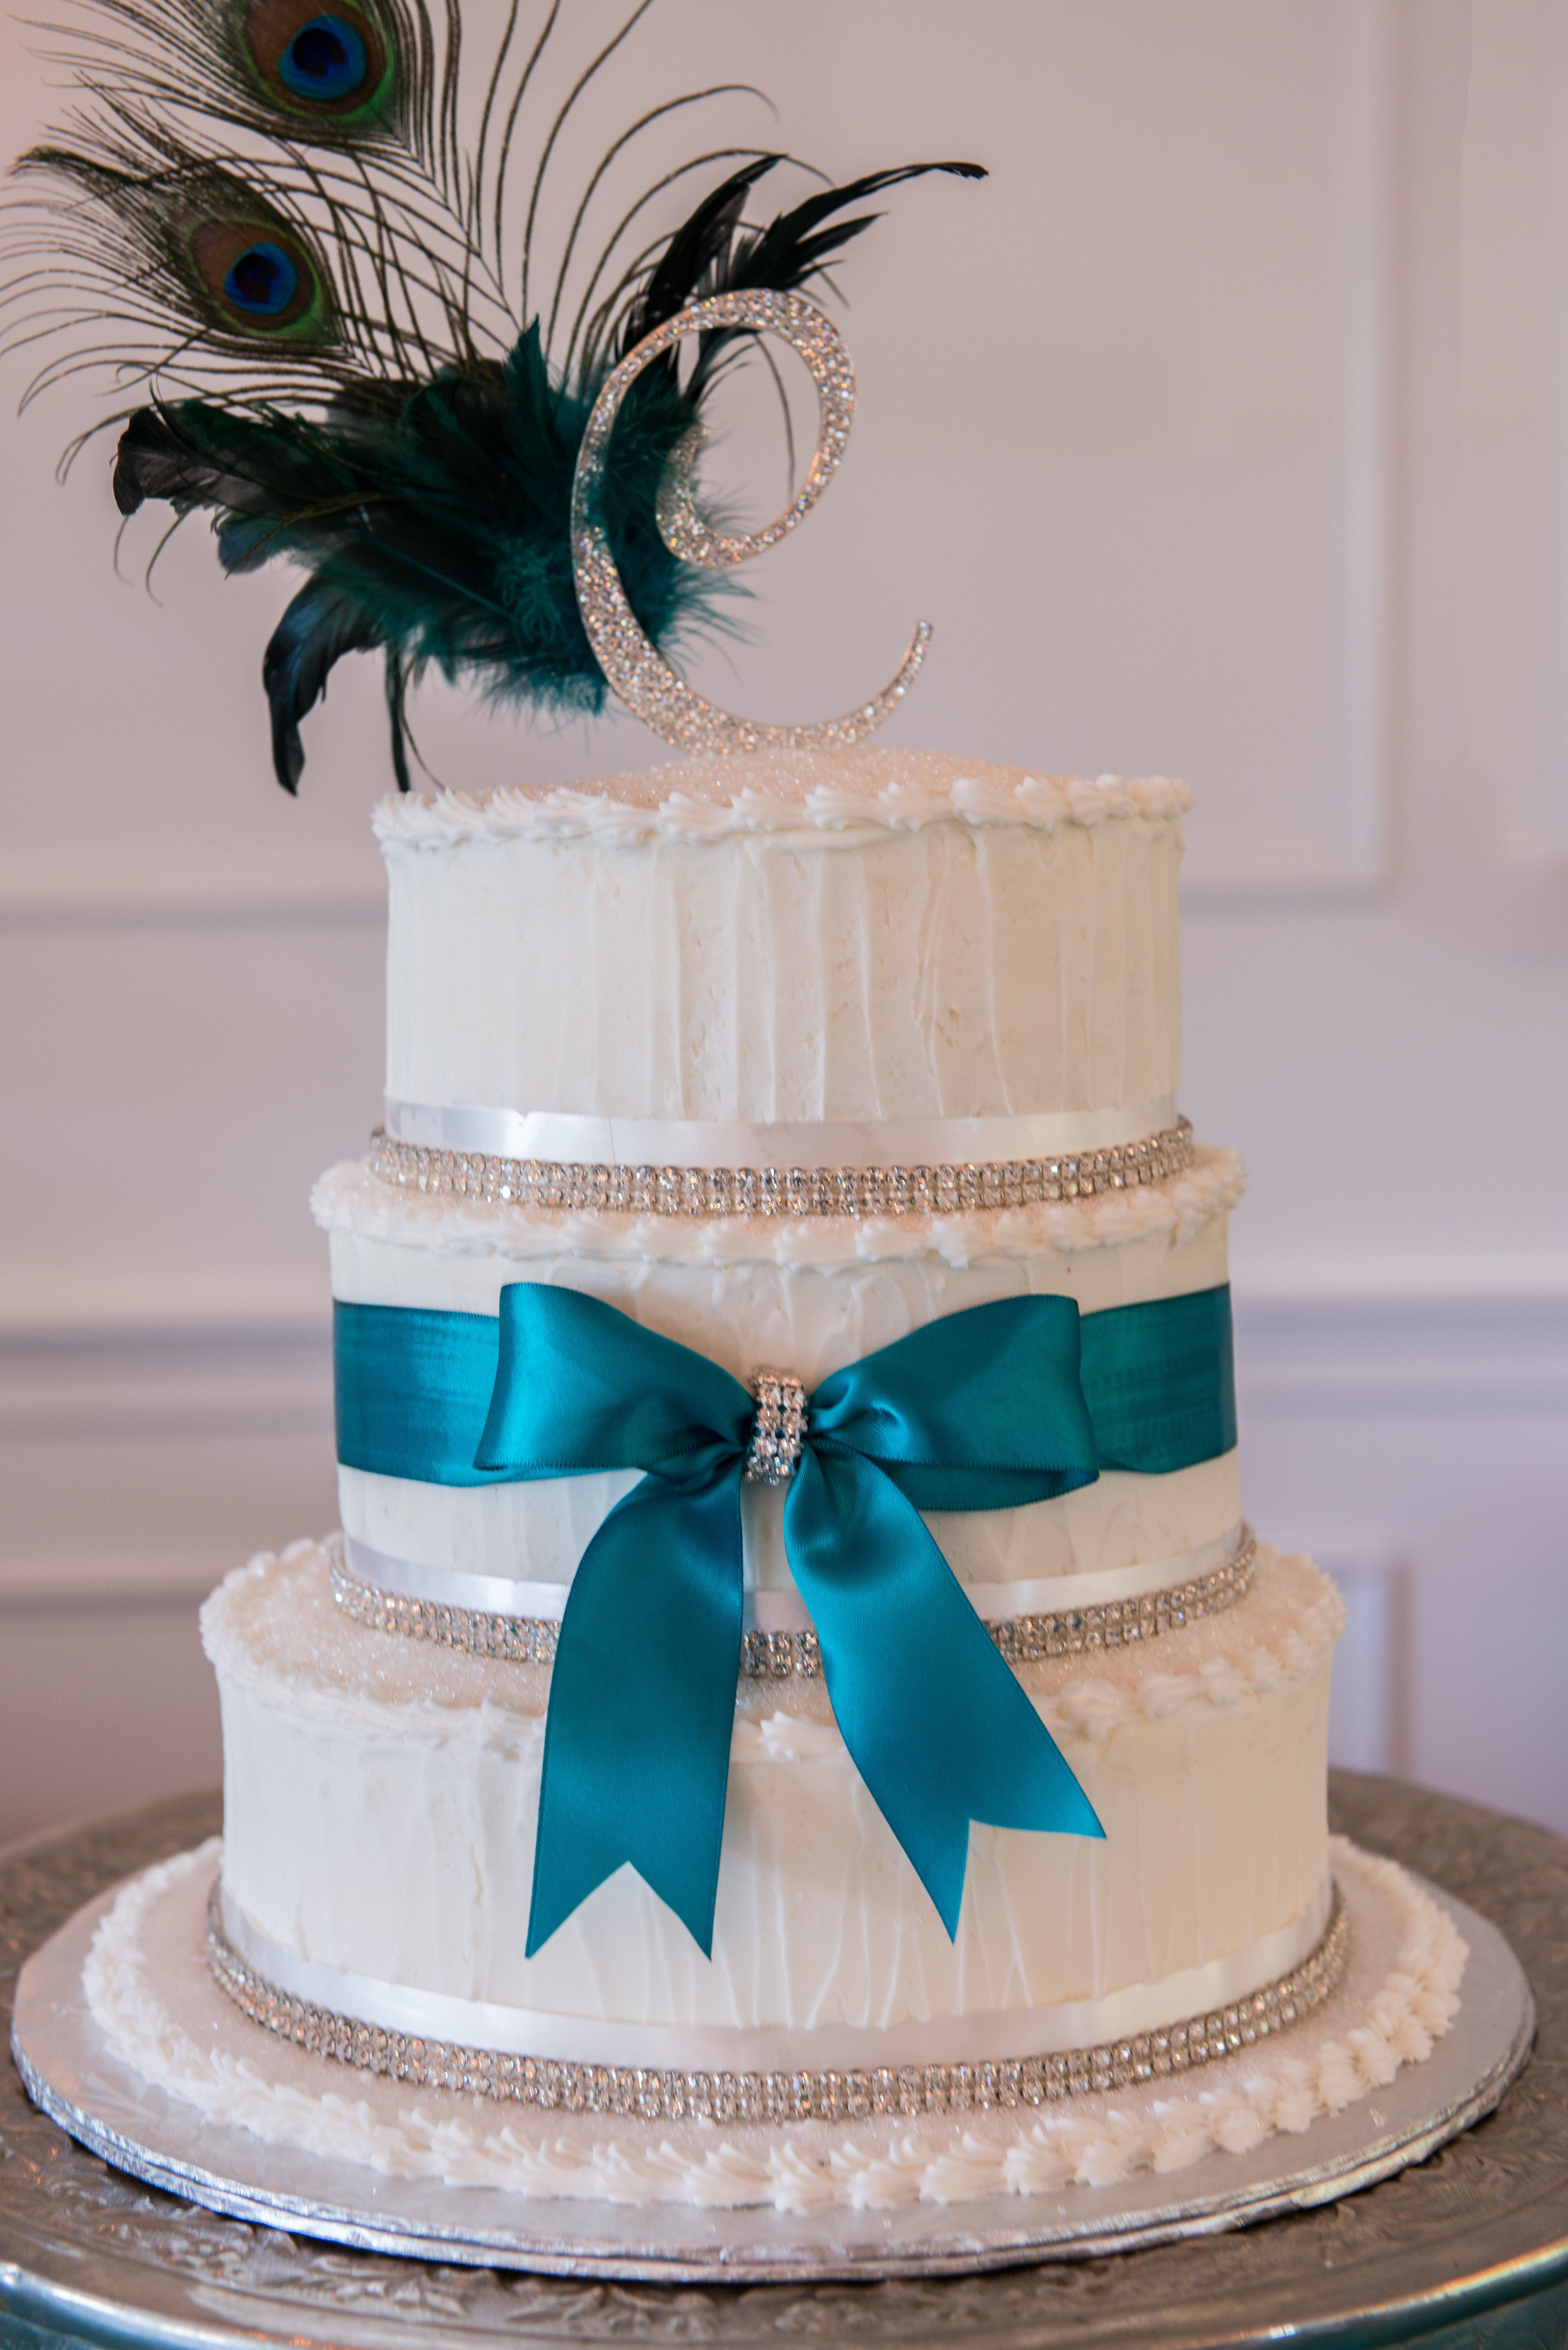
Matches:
[[341, 1535, 577, 1622], [383, 1096, 1180, 1170], [218, 1875, 1331, 2073], [338, 1524, 1246, 1632]]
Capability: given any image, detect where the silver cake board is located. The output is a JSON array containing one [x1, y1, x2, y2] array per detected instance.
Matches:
[[9, 1845, 1534, 2285]]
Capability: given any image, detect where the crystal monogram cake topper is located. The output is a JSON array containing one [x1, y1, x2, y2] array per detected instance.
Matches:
[[2, 0, 979, 787], [572, 289, 930, 754]]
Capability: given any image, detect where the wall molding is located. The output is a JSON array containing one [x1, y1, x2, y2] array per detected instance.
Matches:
[[1179, 0, 1394, 906], [5, 1277, 1563, 1434], [0, 849, 387, 928], [1313, 1546, 1406, 1777], [0, 1311, 328, 1445], [0, 1307, 333, 1613], [0, 1292, 327, 1344], [1233, 1288, 1568, 1414], [0, 1547, 259, 1610]]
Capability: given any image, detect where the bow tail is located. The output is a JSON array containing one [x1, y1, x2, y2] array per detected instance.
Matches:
[[526, 1463, 745, 1958], [785, 1449, 1103, 1940]]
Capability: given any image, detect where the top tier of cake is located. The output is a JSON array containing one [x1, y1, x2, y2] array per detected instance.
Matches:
[[375, 748, 1189, 1132]]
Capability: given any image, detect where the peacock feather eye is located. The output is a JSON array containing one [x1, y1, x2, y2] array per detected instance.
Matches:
[[239, 0, 394, 124], [186, 213, 332, 339], [224, 239, 298, 316], [278, 16, 368, 100]]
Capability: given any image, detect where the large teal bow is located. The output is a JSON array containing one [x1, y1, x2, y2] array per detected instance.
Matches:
[[333, 1283, 1237, 1956], [473, 1287, 1105, 1954]]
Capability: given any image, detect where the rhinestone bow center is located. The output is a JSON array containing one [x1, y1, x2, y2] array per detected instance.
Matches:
[[744, 1372, 808, 1485]]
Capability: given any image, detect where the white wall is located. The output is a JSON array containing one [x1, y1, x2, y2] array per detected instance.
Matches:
[[2, 1, 1565, 1846]]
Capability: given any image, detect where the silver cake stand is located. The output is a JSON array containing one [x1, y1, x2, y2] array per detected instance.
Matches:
[[2, 1771, 1565, 2347]]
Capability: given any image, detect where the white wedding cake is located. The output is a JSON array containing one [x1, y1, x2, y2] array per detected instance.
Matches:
[[194, 744, 1356, 2148]]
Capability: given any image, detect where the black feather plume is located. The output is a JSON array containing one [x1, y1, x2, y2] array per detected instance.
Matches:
[[5, 0, 986, 788]]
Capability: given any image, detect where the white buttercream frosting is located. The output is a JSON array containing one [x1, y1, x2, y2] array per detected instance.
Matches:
[[377, 749, 1188, 1126], [84, 1835, 1464, 2210], [202, 1541, 1340, 2040]]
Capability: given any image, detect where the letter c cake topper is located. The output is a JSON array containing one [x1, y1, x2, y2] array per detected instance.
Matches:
[[570, 288, 931, 754]]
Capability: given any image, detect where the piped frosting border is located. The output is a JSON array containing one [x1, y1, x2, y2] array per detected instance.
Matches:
[[199, 1539, 1342, 1750], [82, 1835, 1465, 2210], [313, 1145, 1246, 1269], [373, 769, 1192, 851]]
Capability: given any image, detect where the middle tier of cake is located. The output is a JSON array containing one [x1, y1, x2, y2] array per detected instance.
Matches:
[[313, 1142, 1248, 1610]]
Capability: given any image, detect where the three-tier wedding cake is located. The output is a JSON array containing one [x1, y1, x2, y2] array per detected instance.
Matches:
[[65, 744, 1474, 2217], [192, 747, 1358, 2160]]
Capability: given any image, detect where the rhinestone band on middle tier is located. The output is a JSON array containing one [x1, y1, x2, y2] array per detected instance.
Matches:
[[328, 1527, 1257, 1679], [366, 1114, 1195, 1221]]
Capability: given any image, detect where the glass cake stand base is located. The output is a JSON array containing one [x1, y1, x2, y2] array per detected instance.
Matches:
[[2, 1773, 1566, 2346]]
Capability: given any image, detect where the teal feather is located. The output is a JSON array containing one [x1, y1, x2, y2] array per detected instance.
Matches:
[[5, 0, 985, 788], [118, 320, 719, 785]]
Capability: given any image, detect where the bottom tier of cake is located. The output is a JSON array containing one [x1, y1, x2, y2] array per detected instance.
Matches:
[[72, 1830, 1469, 2215], [201, 1537, 1342, 2084]]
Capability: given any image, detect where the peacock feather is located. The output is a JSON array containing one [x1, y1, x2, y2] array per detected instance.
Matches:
[[3, 0, 983, 787]]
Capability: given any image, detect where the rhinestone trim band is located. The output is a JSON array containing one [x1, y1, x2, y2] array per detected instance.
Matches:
[[366, 1115, 1195, 1222], [205, 1875, 1347, 2121], [744, 1373, 807, 1485], [328, 1528, 1257, 1680]]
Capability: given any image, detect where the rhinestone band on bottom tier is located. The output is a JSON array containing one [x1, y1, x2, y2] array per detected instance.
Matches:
[[205, 1879, 1347, 2122], [327, 1528, 1257, 1679], [366, 1115, 1196, 1221]]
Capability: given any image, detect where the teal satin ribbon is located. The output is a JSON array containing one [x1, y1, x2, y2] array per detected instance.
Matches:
[[334, 1283, 1236, 1955]]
